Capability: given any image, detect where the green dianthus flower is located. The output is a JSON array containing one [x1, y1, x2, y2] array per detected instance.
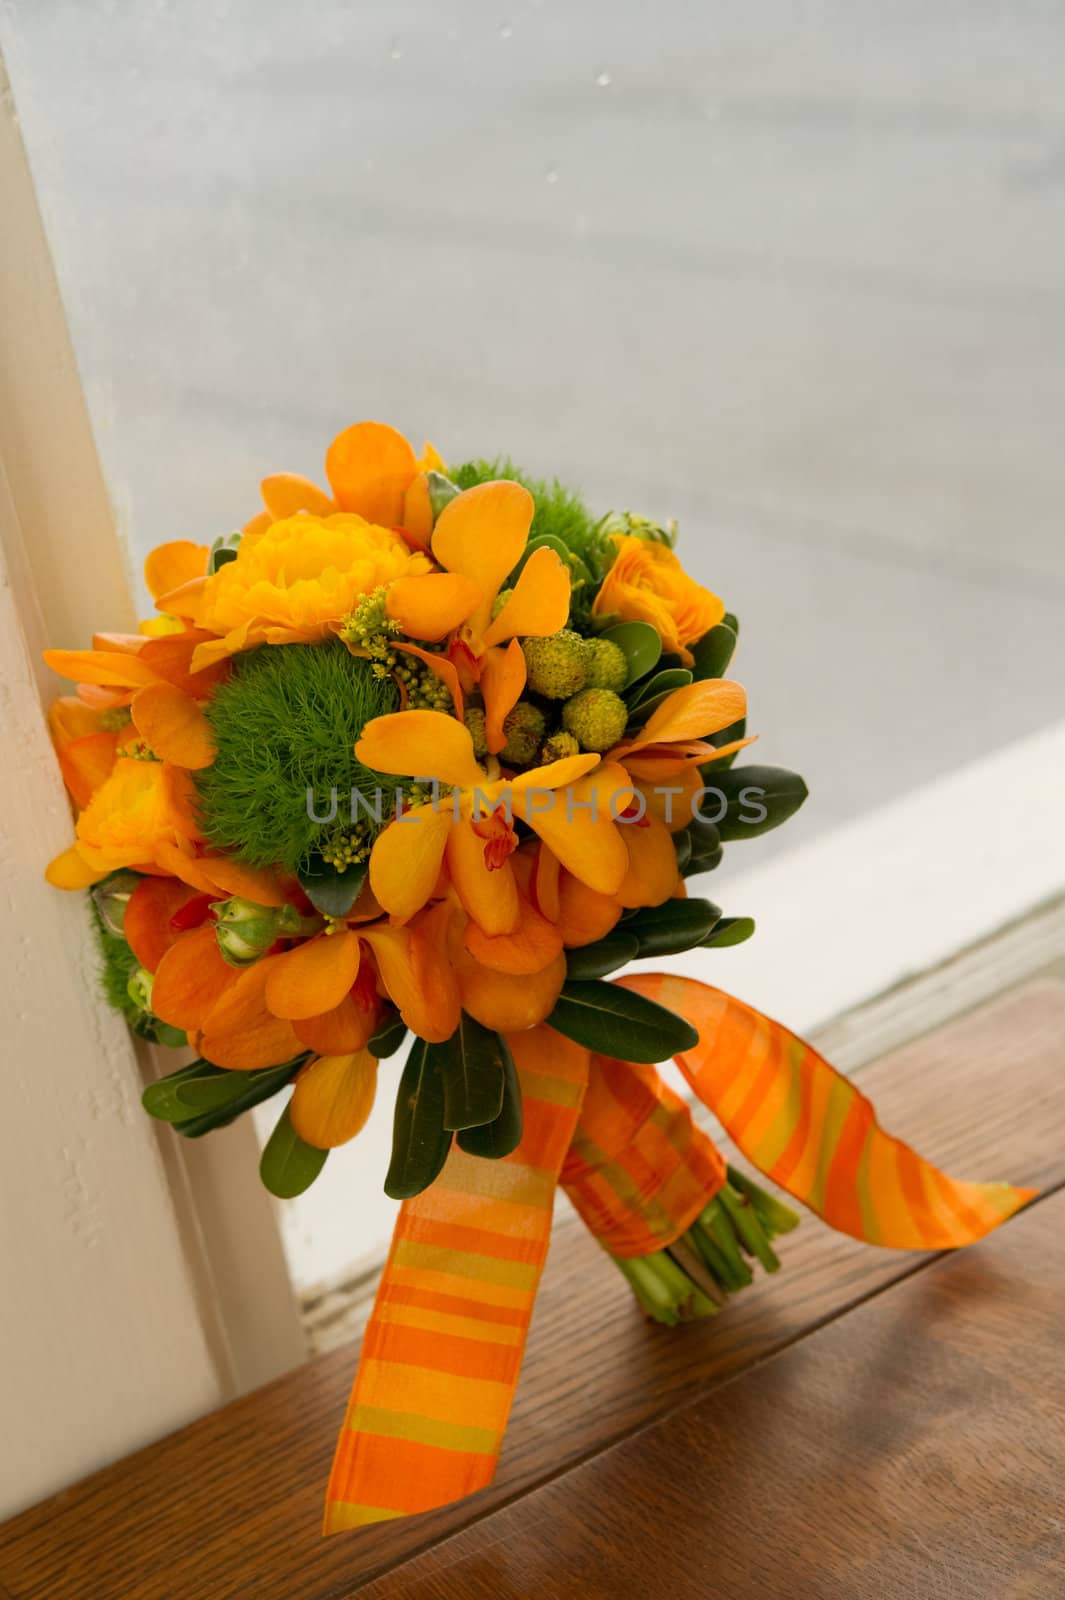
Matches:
[[521, 629, 589, 699], [561, 688, 629, 753]]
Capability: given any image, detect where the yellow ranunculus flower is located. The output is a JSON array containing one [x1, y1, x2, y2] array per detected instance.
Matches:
[[185, 513, 432, 671], [592, 535, 725, 666]]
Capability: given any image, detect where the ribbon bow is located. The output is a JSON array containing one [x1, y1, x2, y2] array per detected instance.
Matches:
[[324, 976, 1034, 1533]]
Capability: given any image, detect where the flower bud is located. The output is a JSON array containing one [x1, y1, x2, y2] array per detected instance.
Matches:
[[561, 688, 629, 753], [499, 701, 547, 766], [426, 470, 460, 520], [91, 870, 141, 938], [521, 629, 589, 699], [584, 638, 628, 692], [213, 897, 321, 967], [127, 966, 155, 1013]]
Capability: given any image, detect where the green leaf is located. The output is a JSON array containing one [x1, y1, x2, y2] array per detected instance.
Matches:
[[385, 1037, 452, 1199], [548, 981, 699, 1063], [441, 1014, 507, 1131], [144, 1057, 302, 1128], [517, 534, 591, 586], [682, 818, 723, 877], [297, 854, 367, 917], [723, 611, 740, 635], [565, 930, 640, 981], [702, 916, 756, 948], [673, 829, 693, 872], [598, 621, 662, 687], [368, 1011, 408, 1060], [695, 764, 809, 841], [689, 623, 738, 682], [628, 898, 721, 957], [178, 1060, 304, 1139], [259, 1106, 329, 1198], [457, 1038, 523, 1159], [626, 667, 693, 717], [142, 1060, 224, 1123]]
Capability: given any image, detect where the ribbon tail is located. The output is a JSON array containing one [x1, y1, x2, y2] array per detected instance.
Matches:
[[619, 974, 1036, 1250], [323, 1026, 589, 1535]]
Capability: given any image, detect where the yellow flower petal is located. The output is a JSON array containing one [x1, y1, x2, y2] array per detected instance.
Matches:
[[483, 545, 571, 647], [446, 822, 520, 937], [324, 422, 419, 524], [480, 640, 527, 756], [615, 816, 681, 908], [368, 805, 451, 923], [639, 680, 747, 747], [431, 481, 534, 630], [143, 541, 209, 603], [45, 844, 109, 890], [513, 765, 630, 896], [265, 931, 362, 1021], [290, 1051, 378, 1149], [260, 472, 335, 520], [356, 710, 485, 790], [130, 683, 215, 770], [385, 572, 482, 641]]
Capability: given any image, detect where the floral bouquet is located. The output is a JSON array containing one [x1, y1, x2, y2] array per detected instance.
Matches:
[[43, 422, 1032, 1533]]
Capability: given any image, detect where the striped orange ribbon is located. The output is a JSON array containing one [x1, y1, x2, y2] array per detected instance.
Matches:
[[562, 1054, 726, 1257], [324, 1026, 589, 1533], [621, 974, 1036, 1248]]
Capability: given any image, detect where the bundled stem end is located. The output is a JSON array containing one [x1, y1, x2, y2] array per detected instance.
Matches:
[[609, 1167, 800, 1327]]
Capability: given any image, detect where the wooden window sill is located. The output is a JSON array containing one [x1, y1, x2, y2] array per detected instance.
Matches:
[[2, 979, 1063, 1599]]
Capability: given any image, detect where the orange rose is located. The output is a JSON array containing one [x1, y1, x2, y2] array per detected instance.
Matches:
[[592, 535, 725, 665]]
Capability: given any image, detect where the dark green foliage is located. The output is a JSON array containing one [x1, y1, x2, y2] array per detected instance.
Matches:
[[451, 456, 613, 580], [696, 764, 809, 841], [548, 981, 699, 1062], [260, 1105, 329, 1198], [626, 897, 722, 957], [195, 640, 400, 872], [440, 1014, 508, 1132], [565, 931, 640, 981], [143, 1056, 304, 1136], [457, 1040, 523, 1160], [385, 1036, 453, 1199]]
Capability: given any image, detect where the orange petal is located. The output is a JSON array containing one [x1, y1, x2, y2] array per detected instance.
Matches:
[[463, 904, 564, 975], [513, 766, 629, 896], [58, 731, 119, 808], [144, 541, 210, 602], [480, 640, 527, 756], [616, 816, 681, 908], [534, 842, 561, 922], [639, 680, 747, 749], [138, 631, 233, 696], [385, 572, 482, 642], [265, 932, 361, 1021], [446, 822, 520, 936], [130, 683, 215, 770], [289, 1051, 378, 1149], [324, 421, 419, 523], [393, 642, 464, 721], [431, 481, 534, 630], [556, 871, 623, 946], [418, 441, 447, 474], [457, 948, 567, 1032], [242, 510, 271, 539], [48, 696, 106, 752], [153, 576, 209, 622], [260, 472, 335, 520], [402, 474, 434, 552], [368, 805, 452, 924], [509, 752, 600, 794], [154, 840, 224, 895], [92, 632, 148, 656], [43, 649, 161, 691], [362, 919, 460, 1043], [356, 710, 484, 790], [124, 876, 203, 971], [45, 844, 109, 890], [483, 545, 571, 647], [152, 924, 237, 1029], [196, 856, 290, 907], [293, 992, 377, 1055], [200, 1014, 302, 1071]]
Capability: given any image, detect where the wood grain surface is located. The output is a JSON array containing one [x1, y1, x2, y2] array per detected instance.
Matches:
[[1, 980, 1063, 1600], [365, 1187, 1065, 1600]]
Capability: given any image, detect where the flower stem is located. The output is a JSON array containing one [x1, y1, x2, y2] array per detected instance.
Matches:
[[608, 1169, 800, 1326]]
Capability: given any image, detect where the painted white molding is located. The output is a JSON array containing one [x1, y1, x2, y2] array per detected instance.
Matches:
[[0, 51, 302, 1517]]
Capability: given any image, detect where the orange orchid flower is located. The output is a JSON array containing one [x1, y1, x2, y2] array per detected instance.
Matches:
[[382, 481, 571, 754], [354, 710, 634, 937], [239, 420, 446, 550]]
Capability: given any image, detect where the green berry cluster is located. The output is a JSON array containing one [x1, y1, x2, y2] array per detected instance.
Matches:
[[340, 586, 401, 678], [319, 820, 376, 871], [562, 688, 629, 753]]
